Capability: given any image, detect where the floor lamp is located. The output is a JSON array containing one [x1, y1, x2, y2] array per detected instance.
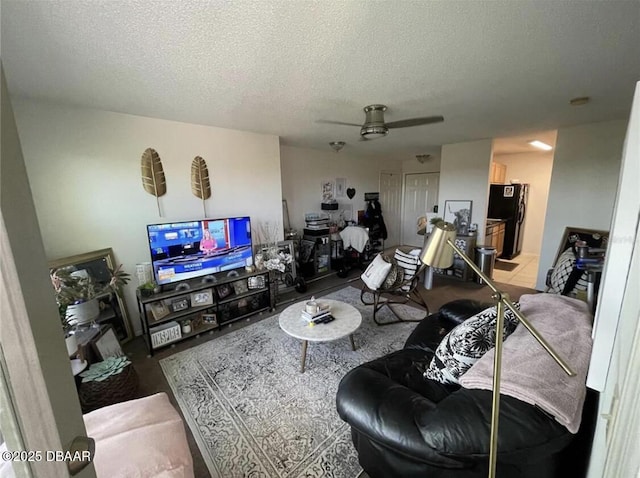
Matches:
[[420, 222, 576, 478]]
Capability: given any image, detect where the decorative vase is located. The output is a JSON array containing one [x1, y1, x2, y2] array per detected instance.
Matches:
[[67, 298, 100, 326], [255, 254, 264, 271], [65, 333, 78, 356]]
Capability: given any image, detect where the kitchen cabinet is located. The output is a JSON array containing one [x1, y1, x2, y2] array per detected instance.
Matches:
[[485, 221, 506, 257], [490, 162, 507, 184], [496, 223, 505, 257]]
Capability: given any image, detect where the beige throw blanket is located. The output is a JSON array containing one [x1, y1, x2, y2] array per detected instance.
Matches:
[[459, 293, 593, 433]]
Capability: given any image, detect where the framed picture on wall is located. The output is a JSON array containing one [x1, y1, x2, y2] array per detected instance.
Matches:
[[335, 178, 346, 198], [322, 180, 335, 202], [444, 200, 473, 234]]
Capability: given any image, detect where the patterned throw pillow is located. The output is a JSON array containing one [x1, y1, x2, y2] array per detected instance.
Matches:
[[424, 303, 520, 385], [394, 248, 421, 291], [381, 262, 404, 290], [548, 248, 589, 295]]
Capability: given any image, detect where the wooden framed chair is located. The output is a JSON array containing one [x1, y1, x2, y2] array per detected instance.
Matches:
[[360, 247, 430, 326]]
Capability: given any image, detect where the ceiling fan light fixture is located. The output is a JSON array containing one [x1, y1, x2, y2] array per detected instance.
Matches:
[[361, 104, 389, 139], [329, 141, 346, 152], [319, 103, 443, 141], [360, 125, 388, 139]]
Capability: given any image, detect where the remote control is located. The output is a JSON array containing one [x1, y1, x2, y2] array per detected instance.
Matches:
[[321, 315, 335, 324]]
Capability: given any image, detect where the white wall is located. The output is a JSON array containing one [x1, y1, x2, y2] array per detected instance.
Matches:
[[401, 151, 442, 174], [279, 145, 400, 232], [536, 120, 627, 289], [13, 99, 283, 335], [586, 82, 640, 478], [2, 72, 94, 477], [438, 139, 493, 240], [493, 151, 554, 255]]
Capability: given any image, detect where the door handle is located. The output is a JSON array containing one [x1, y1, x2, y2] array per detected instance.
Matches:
[[65, 436, 95, 476]]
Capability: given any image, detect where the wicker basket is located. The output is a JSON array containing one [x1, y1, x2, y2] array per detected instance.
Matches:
[[78, 362, 139, 413]]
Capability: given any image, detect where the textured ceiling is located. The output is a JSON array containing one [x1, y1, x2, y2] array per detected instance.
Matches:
[[2, 1, 639, 158]]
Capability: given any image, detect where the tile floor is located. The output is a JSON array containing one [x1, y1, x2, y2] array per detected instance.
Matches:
[[492, 253, 541, 290]]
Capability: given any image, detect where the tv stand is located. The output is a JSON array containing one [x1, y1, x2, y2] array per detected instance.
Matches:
[[137, 269, 276, 355]]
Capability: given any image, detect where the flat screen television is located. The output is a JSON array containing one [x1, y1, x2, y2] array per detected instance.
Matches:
[[146, 216, 254, 286]]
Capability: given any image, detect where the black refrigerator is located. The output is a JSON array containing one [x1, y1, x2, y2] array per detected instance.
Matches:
[[487, 184, 528, 259]]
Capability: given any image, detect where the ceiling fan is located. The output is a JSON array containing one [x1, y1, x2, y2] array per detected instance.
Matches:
[[318, 104, 444, 140]]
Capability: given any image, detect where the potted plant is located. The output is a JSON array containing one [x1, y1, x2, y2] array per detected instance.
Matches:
[[50, 264, 131, 328], [59, 302, 79, 356], [138, 280, 158, 297]]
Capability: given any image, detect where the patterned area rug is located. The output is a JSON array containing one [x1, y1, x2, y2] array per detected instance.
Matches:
[[160, 286, 424, 478]]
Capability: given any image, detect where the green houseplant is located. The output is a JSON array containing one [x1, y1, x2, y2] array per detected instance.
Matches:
[[430, 216, 444, 226], [51, 264, 131, 328], [137, 280, 158, 297]]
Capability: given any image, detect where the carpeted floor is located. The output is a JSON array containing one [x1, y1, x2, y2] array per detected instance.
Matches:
[[124, 266, 538, 478], [159, 286, 421, 478]]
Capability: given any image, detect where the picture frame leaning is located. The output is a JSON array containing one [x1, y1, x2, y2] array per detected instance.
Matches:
[[48, 247, 134, 342], [201, 312, 219, 328], [191, 288, 214, 307], [149, 300, 170, 321], [443, 200, 473, 234], [92, 325, 124, 360]]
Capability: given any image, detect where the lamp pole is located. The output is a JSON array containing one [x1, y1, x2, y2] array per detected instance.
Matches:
[[442, 238, 576, 477]]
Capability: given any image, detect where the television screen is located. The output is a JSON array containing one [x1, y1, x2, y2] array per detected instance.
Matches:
[[146, 217, 254, 286]]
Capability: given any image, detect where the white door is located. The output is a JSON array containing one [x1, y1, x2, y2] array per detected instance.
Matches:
[[379, 171, 402, 248], [1, 68, 95, 477], [402, 173, 440, 247]]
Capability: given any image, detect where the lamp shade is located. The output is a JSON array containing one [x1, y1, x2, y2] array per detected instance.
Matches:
[[420, 221, 457, 269]]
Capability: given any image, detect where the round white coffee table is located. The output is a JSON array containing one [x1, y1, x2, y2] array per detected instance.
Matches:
[[279, 299, 362, 373]]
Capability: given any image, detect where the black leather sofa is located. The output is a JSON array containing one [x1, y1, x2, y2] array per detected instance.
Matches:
[[336, 299, 597, 478]]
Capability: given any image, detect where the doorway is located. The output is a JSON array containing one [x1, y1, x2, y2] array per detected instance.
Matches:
[[402, 173, 439, 247], [489, 131, 557, 288], [379, 171, 402, 248]]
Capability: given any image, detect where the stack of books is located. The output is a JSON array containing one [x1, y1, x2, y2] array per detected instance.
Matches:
[[301, 304, 332, 323], [304, 212, 330, 232]]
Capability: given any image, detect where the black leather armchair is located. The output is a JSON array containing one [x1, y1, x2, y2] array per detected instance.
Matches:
[[336, 299, 597, 478]]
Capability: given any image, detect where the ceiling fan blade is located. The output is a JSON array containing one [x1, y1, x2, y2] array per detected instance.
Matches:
[[316, 119, 362, 127], [385, 115, 444, 129]]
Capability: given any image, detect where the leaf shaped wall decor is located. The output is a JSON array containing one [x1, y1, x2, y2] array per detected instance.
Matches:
[[191, 156, 211, 216], [141, 148, 167, 216]]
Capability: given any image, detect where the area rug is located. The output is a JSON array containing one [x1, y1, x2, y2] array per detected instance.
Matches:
[[160, 286, 424, 478], [494, 260, 519, 272]]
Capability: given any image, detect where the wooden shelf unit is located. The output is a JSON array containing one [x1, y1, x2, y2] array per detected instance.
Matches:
[[137, 269, 275, 355], [432, 234, 478, 281]]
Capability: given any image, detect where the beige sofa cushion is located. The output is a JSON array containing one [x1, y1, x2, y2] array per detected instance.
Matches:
[[83, 392, 193, 478]]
